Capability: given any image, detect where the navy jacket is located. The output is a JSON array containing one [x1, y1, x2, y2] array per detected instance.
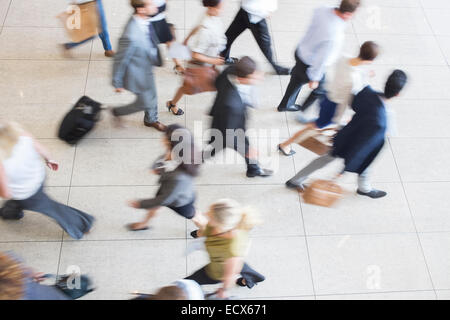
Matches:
[[209, 66, 249, 137], [331, 86, 387, 174]]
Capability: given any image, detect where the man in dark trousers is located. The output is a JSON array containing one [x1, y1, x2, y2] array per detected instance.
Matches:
[[277, 0, 360, 122], [220, 0, 290, 75], [285, 70, 408, 199], [204, 56, 273, 178]]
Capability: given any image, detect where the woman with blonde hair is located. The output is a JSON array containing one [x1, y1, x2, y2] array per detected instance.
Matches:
[[0, 122, 94, 239], [0, 251, 69, 300], [186, 199, 265, 299]]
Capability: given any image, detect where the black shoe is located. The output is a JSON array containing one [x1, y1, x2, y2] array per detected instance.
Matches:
[[246, 167, 273, 178], [285, 181, 306, 193], [190, 230, 199, 238], [225, 57, 239, 65], [0, 208, 24, 220], [275, 66, 291, 75], [357, 189, 387, 199], [277, 104, 300, 112]]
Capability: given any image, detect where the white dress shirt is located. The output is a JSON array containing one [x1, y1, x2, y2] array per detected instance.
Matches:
[[134, 15, 158, 58], [241, 0, 278, 24], [296, 7, 347, 82]]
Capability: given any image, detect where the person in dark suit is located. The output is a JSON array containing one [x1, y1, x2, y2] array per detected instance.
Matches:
[[110, 0, 166, 132], [285, 70, 408, 199], [204, 56, 273, 178]]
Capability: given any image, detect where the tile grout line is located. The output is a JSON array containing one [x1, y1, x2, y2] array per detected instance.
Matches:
[[387, 139, 438, 299], [418, 1, 450, 68], [414, 2, 448, 299], [289, 143, 317, 299], [0, 0, 12, 36]]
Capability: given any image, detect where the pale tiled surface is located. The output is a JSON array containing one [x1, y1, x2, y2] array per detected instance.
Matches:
[[0, 0, 449, 300]]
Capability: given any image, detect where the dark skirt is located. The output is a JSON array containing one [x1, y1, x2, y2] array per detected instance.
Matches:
[[315, 96, 338, 129], [152, 18, 174, 43], [168, 199, 196, 219]]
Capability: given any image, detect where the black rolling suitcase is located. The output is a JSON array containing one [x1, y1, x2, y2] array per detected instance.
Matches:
[[58, 96, 102, 145]]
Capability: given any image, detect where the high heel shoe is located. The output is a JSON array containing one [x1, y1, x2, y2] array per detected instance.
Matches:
[[166, 101, 184, 116]]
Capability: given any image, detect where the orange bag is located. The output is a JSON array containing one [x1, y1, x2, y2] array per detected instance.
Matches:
[[58, 1, 100, 43], [303, 180, 344, 207]]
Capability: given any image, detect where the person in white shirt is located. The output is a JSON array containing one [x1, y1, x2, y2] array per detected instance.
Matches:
[[277, 0, 360, 115], [220, 0, 290, 75], [278, 41, 380, 156], [166, 0, 226, 116], [0, 122, 94, 239]]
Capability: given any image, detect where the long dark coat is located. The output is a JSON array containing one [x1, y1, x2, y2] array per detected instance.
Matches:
[[332, 86, 388, 174]]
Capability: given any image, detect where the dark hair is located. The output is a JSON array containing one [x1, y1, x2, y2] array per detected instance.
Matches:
[[338, 0, 361, 13], [358, 41, 379, 61], [130, 0, 146, 13], [202, 0, 221, 7], [384, 70, 407, 99], [232, 56, 257, 78], [165, 124, 201, 177]]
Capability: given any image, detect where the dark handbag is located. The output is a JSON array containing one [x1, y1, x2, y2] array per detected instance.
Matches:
[[49, 274, 95, 299], [58, 96, 102, 145]]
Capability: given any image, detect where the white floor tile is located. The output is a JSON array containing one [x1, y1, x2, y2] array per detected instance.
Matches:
[[308, 234, 434, 295]]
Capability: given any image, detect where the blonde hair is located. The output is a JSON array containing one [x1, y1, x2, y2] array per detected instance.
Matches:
[[209, 199, 262, 232], [0, 121, 22, 161], [0, 252, 26, 300]]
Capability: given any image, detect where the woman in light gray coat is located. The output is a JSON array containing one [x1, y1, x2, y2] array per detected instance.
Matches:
[[127, 124, 202, 231]]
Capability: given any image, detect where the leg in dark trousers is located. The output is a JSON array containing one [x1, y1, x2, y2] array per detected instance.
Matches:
[[17, 185, 95, 240], [277, 55, 309, 111], [221, 8, 249, 59], [238, 263, 265, 288], [185, 266, 221, 285], [249, 19, 279, 71], [299, 75, 327, 112]]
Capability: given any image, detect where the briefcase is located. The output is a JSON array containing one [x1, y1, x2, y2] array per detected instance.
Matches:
[[296, 128, 335, 156], [303, 180, 344, 208], [58, 1, 100, 43]]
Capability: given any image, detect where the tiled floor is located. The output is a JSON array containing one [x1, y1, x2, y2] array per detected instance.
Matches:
[[0, 0, 449, 300]]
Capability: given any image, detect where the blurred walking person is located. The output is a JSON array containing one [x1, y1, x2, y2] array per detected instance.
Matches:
[[278, 41, 380, 156], [204, 56, 273, 178], [0, 251, 70, 300], [0, 122, 94, 239], [149, 0, 185, 73], [110, 0, 166, 132], [62, 0, 115, 57], [186, 199, 265, 299], [285, 70, 408, 199], [277, 0, 360, 121], [221, 0, 290, 75], [165, 0, 227, 116], [127, 124, 202, 231]]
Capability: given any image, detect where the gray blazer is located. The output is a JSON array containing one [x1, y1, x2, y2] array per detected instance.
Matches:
[[139, 168, 196, 209], [112, 16, 162, 93]]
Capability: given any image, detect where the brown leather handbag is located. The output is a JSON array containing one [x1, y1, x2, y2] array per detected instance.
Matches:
[[303, 180, 344, 208], [296, 127, 337, 156]]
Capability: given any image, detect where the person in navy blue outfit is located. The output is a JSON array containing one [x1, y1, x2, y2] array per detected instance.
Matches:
[[285, 70, 408, 199]]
